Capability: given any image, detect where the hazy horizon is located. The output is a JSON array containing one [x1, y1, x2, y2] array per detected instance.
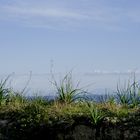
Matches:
[[1, 72, 140, 96], [0, 0, 140, 96]]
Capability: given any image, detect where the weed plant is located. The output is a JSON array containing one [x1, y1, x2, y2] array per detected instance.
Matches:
[[52, 72, 84, 104], [0, 75, 11, 106], [116, 73, 140, 107], [86, 101, 105, 125]]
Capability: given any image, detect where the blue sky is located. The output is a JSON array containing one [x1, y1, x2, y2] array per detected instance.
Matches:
[[0, 0, 140, 74]]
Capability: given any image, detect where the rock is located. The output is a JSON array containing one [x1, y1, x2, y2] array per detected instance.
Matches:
[[0, 120, 8, 127]]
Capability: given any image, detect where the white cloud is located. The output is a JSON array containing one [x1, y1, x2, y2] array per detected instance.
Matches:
[[0, 3, 90, 30], [0, 1, 140, 30], [1, 6, 88, 20]]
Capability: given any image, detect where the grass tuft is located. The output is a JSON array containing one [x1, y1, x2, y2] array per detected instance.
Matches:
[[52, 72, 84, 104]]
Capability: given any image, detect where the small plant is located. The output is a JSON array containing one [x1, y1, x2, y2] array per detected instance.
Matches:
[[116, 73, 140, 107], [116, 84, 130, 106], [86, 102, 104, 125], [0, 75, 11, 105], [129, 74, 140, 107], [116, 107, 129, 118], [52, 72, 83, 104]]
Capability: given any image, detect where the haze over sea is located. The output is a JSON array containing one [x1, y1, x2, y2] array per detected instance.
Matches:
[[1, 71, 140, 96]]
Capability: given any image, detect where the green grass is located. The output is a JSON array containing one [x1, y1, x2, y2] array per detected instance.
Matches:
[[0, 75, 11, 105], [116, 73, 140, 107], [0, 73, 140, 139], [86, 101, 105, 125], [52, 72, 84, 104]]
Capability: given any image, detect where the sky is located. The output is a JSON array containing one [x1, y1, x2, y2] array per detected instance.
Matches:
[[0, 0, 140, 74]]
